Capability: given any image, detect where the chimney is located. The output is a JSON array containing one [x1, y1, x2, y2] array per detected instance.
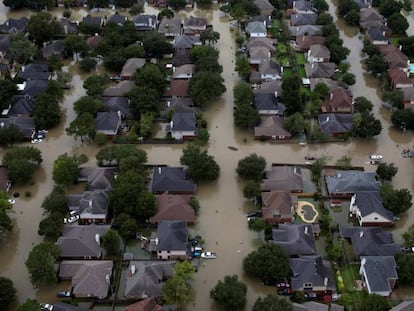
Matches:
[[130, 264, 136, 275], [158, 167, 162, 174], [0, 122, 4, 128], [105, 274, 111, 284], [167, 101, 171, 107], [304, 226, 308, 235], [117, 110, 122, 118], [361, 257, 366, 266], [326, 116, 329, 122], [382, 30, 385, 37], [311, 63, 314, 69], [155, 237, 159, 245], [275, 91, 278, 98], [89, 200, 92, 208]]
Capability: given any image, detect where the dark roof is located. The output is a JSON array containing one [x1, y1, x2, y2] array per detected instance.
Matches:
[[21, 63, 49, 72], [164, 80, 189, 97], [167, 112, 196, 132], [101, 97, 131, 117], [339, 226, 400, 257], [292, 302, 329, 311], [254, 116, 291, 138], [318, 113, 353, 134], [305, 63, 336, 78], [53, 302, 88, 311], [246, 37, 276, 52], [102, 81, 135, 97], [17, 71, 51, 81], [261, 190, 294, 220], [157, 220, 188, 251], [0, 167, 11, 192], [78, 167, 118, 191], [8, 96, 36, 116], [293, 0, 315, 12], [159, 17, 182, 36], [360, 256, 398, 293], [261, 166, 304, 192], [162, 97, 196, 116], [360, 8, 384, 23], [253, 93, 285, 113], [132, 14, 157, 30], [309, 78, 338, 92], [353, 191, 394, 221], [259, 59, 282, 76], [172, 49, 193, 67], [151, 193, 195, 224], [150, 166, 196, 194], [107, 14, 128, 25], [246, 21, 267, 34], [82, 15, 102, 26], [367, 27, 388, 42], [0, 34, 12, 52], [296, 35, 325, 51], [290, 256, 327, 291], [173, 35, 200, 49], [326, 170, 380, 195], [254, 0, 274, 12], [184, 16, 207, 28], [95, 112, 121, 132], [290, 13, 318, 26], [124, 297, 164, 311], [59, 18, 78, 35], [68, 190, 109, 218], [21, 80, 49, 97], [289, 25, 322, 37], [0, 116, 35, 138], [42, 40, 65, 59], [272, 224, 316, 256], [255, 81, 283, 96], [391, 301, 414, 311], [0, 17, 28, 33]]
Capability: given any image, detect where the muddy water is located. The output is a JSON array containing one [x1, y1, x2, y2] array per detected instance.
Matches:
[[0, 2, 413, 310]]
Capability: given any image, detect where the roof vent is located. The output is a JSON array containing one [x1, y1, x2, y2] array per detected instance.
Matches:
[[95, 233, 100, 245], [304, 226, 308, 235], [158, 167, 162, 174], [359, 231, 364, 238]]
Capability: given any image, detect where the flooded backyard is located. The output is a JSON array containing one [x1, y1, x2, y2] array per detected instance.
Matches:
[[0, 0, 413, 310]]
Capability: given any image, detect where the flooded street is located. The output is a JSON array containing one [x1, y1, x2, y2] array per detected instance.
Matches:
[[0, 1, 413, 310]]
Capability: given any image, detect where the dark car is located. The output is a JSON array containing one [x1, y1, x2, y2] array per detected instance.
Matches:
[[277, 288, 292, 296], [401, 246, 414, 253], [246, 211, 262, 218], [304, 292, 317, 300], [57, 291, 71, 298], [262, 277, 278, 286]]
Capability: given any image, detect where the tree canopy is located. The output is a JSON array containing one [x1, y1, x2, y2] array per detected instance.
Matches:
[[96, 145, 147, 166], [17, 299, 41, 311], [26, 242, 60, 286], [236, 153, 266, 181], [3, 146, 42, 184], [163, 261, 195, 309], [190, 71, 226, 107], [33, 93, 61, 130], [83, 74, 110, 97], [180, 143, 220, 182], [380, 184, 412, 215], [282, 75, 304, 115], [253, 294, 292, 311], [73, 96, 105, 117], [210, 275, 247, 311], [376, 162, 398, 181], [27, 12, 61, 45], [53, 153, 87, 186], [101, 229, 121, 256], [0, 277, 17, 309]]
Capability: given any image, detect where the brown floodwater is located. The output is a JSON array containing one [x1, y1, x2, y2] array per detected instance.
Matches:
[[0, 1, 413, 310]]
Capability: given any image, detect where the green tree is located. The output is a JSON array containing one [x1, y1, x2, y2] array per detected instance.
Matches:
[[234, 81, 254, 105], [115, 0, 137, 8], [235, 57, 251, 80], [180, 143, 220, 182], [366, 54, 388, 74], [316, 12, 333, 25], [248, 217, 266, 238], [163, 261, 195, 309], [83, 74, 110, 97], [10, 34, 37, 64], [101, 229, 121, 256], [354, 96, 373, 113], [243, 180, 261, 199], [47, 54, 64, 71], [73, 96, 104, 116], [210, 275, 247, 311], [379, 0, 403, 17], [234, 103, 260, 129], [353, 113, 382, 138], [403, 224, 414, 246], [0, 277, 16, 309], [195, 0, 212, 6], [391, 108, 414, 130], [190, 71, 226, 107], [282, 75, 303, 115], [80, 57, 97, 72], [0, 125, 23, 146], [380, 184, 412, 215], [28, 13, 61, 45], [253, 294, 292, 311], [344, 9, 360, 25], [341, 72, 356, 86], [200, 28, 220, 45], [338, 0, 360, 16], [140, 112, 154, 139], [195, 128, 210, 145], [119, 156, 147, 174], [166, 0, 186, 9], [336, 155, 352, 170], [135, 63, 167, 97], [64, 35, 88, 54], [128, 86, 161, 118], [66, 113, 96, 142], [396, 254, 414, 285], [230, 4, 248, 28], [283, 112, 305, 135], [0, 79, 18, 110], [17, 299, 41, 311], [376, 162, 398, 181], [3, 0, 26, 9], [38, 212, 64, 240], [399, 36, 414, 58], [33, 93, 61, 130], [158, 8, 174, 20], [112, 213, 138, 240], [243, 244, 291, 280], [313, 0, 328, 11], [359, 294, 391, 311], [53, 153, 87, 186], [142, 32, 174, 58], [387, 12, 409, 34], [26, 242, 60, 286], [236, 153, 266, 181], [96, 145, 147, 166], [3, 146, 42, 184], [41, 186, 67, 214]]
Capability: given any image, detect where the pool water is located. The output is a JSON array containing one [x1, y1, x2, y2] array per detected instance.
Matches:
[[410, 64, 414, 74]]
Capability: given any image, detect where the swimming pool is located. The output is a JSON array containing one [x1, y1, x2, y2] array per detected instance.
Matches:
[[410, 64, 414, 74]]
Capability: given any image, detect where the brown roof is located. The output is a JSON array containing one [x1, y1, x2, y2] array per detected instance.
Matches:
[[261, 166, 304, 192], [321, 88, 353, 113], [86, 35, 102, 48], [377, 45, 409, 69], [296, 35, 325, 51], [0, 167, 10, 192], [124, 297, 163, 311], [262, 191, 294, 220], [164, 80, 189, 97], [254, 116, 291, 138], [102, 81, 135, 97], [151, 193, 195, 224], [388, 68, 413, 88]]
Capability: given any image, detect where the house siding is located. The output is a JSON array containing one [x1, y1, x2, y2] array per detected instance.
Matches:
[[158, 250, 188, 260], [171, 130, 196, 140]]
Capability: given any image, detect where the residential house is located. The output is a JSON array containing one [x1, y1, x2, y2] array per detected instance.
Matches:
[[359, 8, 384, 30], [304, 63, 336, 78], [42, 40, 65, 59], [156, 220, 189, 260], [101, 97, 132, 118], [261, 166, 304, 192], [59, 18, 79, 35], [102, 81, 135, 97], [0, 34, 12, 62], [159, 17, 182, 38], [292, 0, 316, 14], [58, 260, 113, 299], [0, 116, 35, 140], [290, 256, 330, 293], [164, 80, 190, 97], [172, 49, 192, 67], [107, 14, 128, 26], [77, 167, 118, 191], [16, 63, 51, 81], [321, 88, 353, 113], [7, 96, 36, 117], [254, 81, 283, 98], [307, 44, 331, 63], [0, 17, 28, 34], [95, 111, 122, 137], [290, 13, 318, 26], [246, 21, 267, 37], [388, 68, 413, 89], [401, 87, 414, 109], [82, 16, 103, 29], [183, 16, 207, 34], [0, 167, 11, 192], [173, 64, 195, 79], [390, 301, 414, 311], [254, 0, 274, 17], [293, 302, 344, 311], [339, 226, 400, 257], [151, 193, 195, 225], [162, 97, 196, 117], [289, 25, 322, 38], [124, 297, 163, 311], [295, 35, 325, 52], [360, 256, 398, 296], [150, 166, 196, 194], [19, 80, 49, 97], [309, 78, 339, 92], [132, 14, 157, 31], [325, 170, 380, 197], [54, 303, 88, 311], [124, 261, 175, 299], [318, 113, 353, 136], [120, 58, 146, 80], [350, 191, 394, 226], [253, 93, 285, 115], [166, 112, 196, 140], [56, 225, 110, 259], [173, 35, 201, 50], [248, 46, 272, 64], [261, 191, 295, 223], [259, 59, 282, 81], [272, 224, 316, 256], [254, 115, 292, 140], [366, 27, 389, 45], [353, 0, 372, 8], [67, 190, 110, 224], [246, 37, 275, 53], [245, 15, 270, 28], [378, 44, 410, 72]]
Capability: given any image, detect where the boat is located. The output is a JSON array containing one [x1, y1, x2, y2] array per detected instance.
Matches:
[[369, 154, 383, 160], [201, 252, 217, 259], [228, 146, 238, 151]]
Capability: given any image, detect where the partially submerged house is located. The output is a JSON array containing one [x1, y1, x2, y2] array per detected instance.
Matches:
[[254, 116, 291, 140], [150, 166, 196, 194], [290, 256, 329, 293], [272, 224, 316, 256], [151, 193, 195, 225], [166, 112, 196, 140], [261, 191, 295, 224], [95, 111, 122, 137], [325, 170, 380, 198], [360, 256, 398, 297], [155, 220, 190, 260], [261, 166, 304, 193], [67, 190, 110, 224], [318, 113, 353, 136], [253, 93, 285, 115], [321, 88, 353, 113]]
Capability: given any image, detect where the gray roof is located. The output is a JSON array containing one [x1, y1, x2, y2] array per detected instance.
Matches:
[[309, 78, 339, 92], [253, 93, 285, 113], [59, 18, 78, 35], [261, 166, 304, 192], [77, 167, 118, 191], [360, 256, 398, 293], [121, 58, 146, 77], [132, 14, 157, 30], [290, 256, 327, 291], [360, 8, 384, 23], [68, 190, 109, 219], [124, 261, 175, 298], [246, 37, 276, 52], [162, 97, 196, 116], [289, 25, 322, 37], [172, 49, 193, 67], [157, 220, 188, 252], [246, 21, 267, 34], [305, 63, 336, 78], [173, 64, 195, 78], [17, 63, 51, 80], [272, 224, 316, 256], [293, 302, 328, 311], [101, 96, 132, 118], [95, 111, 121, 132], [59, 260, 113, 298], [354, 191, 394, 221], [82, 15, 102, 26], [259, 59, 282, 76], [167, 112, 196, 132], [102, 81, 135, 97], [309, 44, 331, 59], [159, 17, 182, 35], [391, 301, 414, 311], [367, 27, 388, 42], [42, 40, 65, 59], [173, 35, 201, 49], [318, 113, 353, 134], [254, 0, 274, 11], [0, 17, 28, 33], [1, 116, 35, 138], [255, 81, 283, 96], [8, 96, 36, 116], [183, 16, 207, 28], [402, 87, 414, 102], [107, 14, 128, 25], [22, 79, 49, 97], [326, 170, 380, 195], [254, 116, 291, 138], [0, 34, 11, 58], [339, 226, 400, 257], [53, 302, 88, 311], [291, 13, 318, 26], [56, 225, 110, 258], [150, 167, 196, 194], [293, 0, 315, 12]]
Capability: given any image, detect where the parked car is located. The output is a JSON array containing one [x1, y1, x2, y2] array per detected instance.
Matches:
[[246, 211, 262, 218], [40, 304, 53, 311], [401, 246, 414, 253], [57, 291, 71, 298], [304, 292, 317, 301], [63, 214, 79, 224], [277, 288, 292, 295], [8, 199, 15, 204]]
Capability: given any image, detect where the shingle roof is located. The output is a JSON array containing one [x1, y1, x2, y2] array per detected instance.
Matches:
[[95, 112, 121, 132], [1, 116, 35, 138], [0, 17, 28, 33], [255, 81, 283, 96], [101, 96, 132, 118], [367, 27, 388, 42], [254, 0, 274, 11], [124, 297, 164, 311], [53, 302, 88, 311], [388, 68, 413, 87], [159, 17, 182, 36], [272, 224, 316, 256], [183, 16, 207, 28], [253, 93, 285, 112], [42, 40, 65, 59], [309, 78, 338, 92], [261, 166, 304, 192], [102, 81, 135, 97], [296, 35, 325, 51], [164, 80, 189, 97], [78, 167, 117, 191], [121, 58, 146, 77], [261, 191, 293, 220], [162, 97, 196, 116], [157, 220, 188, 251], [293, 302, 329, 311], [167, 112, 196, 132], [378, 44, 409, 69], [293, 0, 315, 12], [290, 256, 327, 291], [305, 63, 336, 78], [326, 170, 380, 195], [309, 44, 331, 59], [246, 37, 276, 52], [390, 301, 414, 311], [322, 88, 353, 112], [354, 191, 394, 221], [172, 49, 193, 67], [360, 8, 383, 23], [254, 116, 291, 138], [107, 14, 128, 25], [173, 35, 200, 49], [360, 256, 398, 293], [318, 113, 353, 134], [289, 25, 322, 37], [246, 21, 267, 34], [259, 59, 282, 76], [151, 166, 196, 194], [290, 13, 318, 26], [8, 96, 36, 116], [151, 193, 195, 224], [22, 79, 49, 97], [82, 15, 102, 26]]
